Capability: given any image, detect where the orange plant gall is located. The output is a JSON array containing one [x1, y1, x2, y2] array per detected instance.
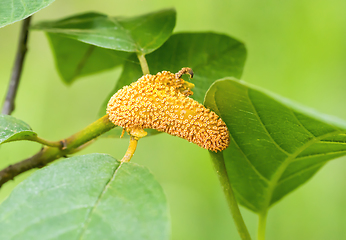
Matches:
[[106, 68, 230, 152]]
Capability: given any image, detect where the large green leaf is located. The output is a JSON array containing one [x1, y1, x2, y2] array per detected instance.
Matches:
[[0, 154, 169, 240], [31, 9, 176, 54], [99, 32, 246, 138], [46, 33, 130, 84], [0, 114, 37, 144], [205, 78, 346, 213], [0, 0, 55, 28]]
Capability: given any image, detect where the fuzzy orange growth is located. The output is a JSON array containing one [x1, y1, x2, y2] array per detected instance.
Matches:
[[107, 68, 230, 152]]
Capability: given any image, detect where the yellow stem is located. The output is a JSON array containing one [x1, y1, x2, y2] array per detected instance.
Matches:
[[34, 136, 62, 148], [137, 53, 150, 75], [121, 136, 138, 162], [257, 211, 267, 240]]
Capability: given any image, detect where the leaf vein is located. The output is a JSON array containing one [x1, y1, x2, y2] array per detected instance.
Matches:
[[246, 88, 292, 156], [229, 134, 270, 183], [232, 188, 258, 212], [294, 149, 346, 161], [319, 140, 346, 144], [277, 162, 325, 185], [289, 110, 317, 137], [45, 226, 81, 240]]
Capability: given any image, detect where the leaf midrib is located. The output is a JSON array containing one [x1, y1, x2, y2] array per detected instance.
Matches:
[[246, 89, 292, 156], [34, 27, 138, 51], [76, 162, 123, 240], [36, 12, 173, 54], [71, 45, 95, 81]]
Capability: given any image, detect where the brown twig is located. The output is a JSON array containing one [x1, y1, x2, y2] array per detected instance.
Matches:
[[0, 115, 115, 188], [2, 16, 32, 115]]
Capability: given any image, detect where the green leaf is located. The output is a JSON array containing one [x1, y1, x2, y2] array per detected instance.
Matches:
[[0, 0, 55, 28], [99, 32, 246, 138], [32, 9, 176, 54], [0, 153, 169, 240], [46, 33, 130, 84], [0, 114, 36, 144], [204, 78, 346, 213]]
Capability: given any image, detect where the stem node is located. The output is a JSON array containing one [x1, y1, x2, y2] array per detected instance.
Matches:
[[0, 115, 115, 188]]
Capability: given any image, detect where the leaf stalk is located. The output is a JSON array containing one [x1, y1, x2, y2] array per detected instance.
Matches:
[[137, 53, 150, 75], [32, 136, 63, 148], [121, 136, 138, 162], [209, 152, 252, 240], [257, 211, 267, 240]]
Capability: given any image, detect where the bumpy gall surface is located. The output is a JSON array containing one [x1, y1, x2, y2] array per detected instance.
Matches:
[[107, 70, 230, 152]]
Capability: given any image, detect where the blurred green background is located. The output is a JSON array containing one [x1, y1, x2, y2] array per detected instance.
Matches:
[[1, 0, 346, 239]]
